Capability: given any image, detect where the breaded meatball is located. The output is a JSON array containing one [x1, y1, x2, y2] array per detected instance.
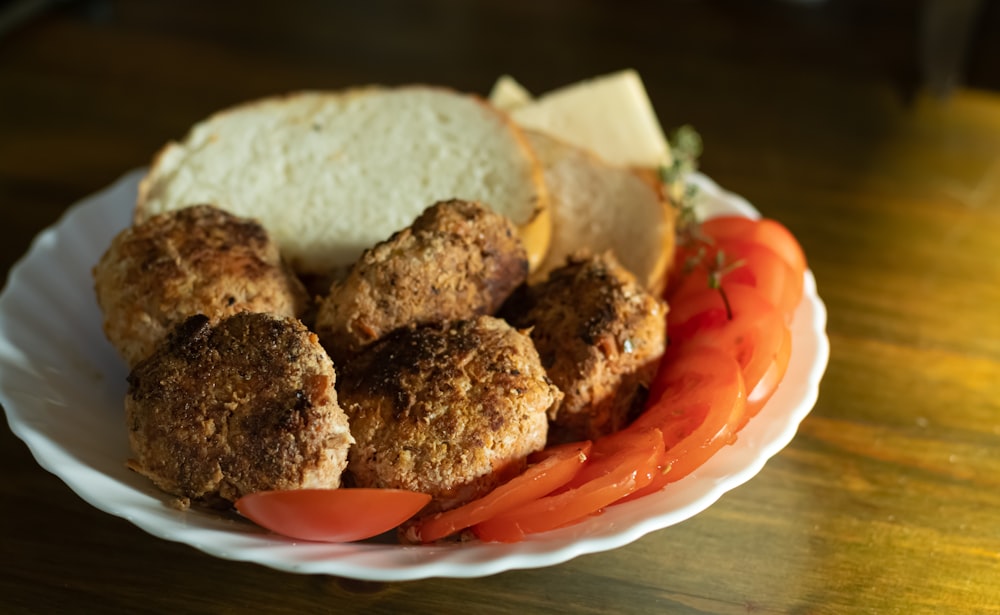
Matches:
[[501, 252, 667, 442], [125, 312, 353, 508], [94, 204, 309, 367], [315, 199, 528, 365], [337, 315, 560, 513]]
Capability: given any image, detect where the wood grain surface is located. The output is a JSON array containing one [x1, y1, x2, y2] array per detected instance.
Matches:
[[2, 1, 999, 613]]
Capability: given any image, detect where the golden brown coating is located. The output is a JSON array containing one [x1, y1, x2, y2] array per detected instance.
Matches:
[[315, 199, 528, 365], [93, 204, 309, 368], [337, 315, 560, 513], [125, 312, 353, 507], [501, 252, 667, 442]]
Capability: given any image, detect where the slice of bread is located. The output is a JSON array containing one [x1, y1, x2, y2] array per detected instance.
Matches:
[[527, 130, 675, 294], [490, 70, 672, 170], [136, 87, 551, 275]]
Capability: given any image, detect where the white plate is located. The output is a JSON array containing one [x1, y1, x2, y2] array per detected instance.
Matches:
[[0, 170, 828, 581]]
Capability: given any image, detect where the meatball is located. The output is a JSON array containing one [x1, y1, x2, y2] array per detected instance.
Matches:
[[94, 204, 309, 367], [502, 252, 667, 442], [315, 199, 528, 365], [125, 312, 353, 508], [337, 315, 560, 513]]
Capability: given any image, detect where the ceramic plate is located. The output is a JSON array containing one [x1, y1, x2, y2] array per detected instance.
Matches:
[[0, 170, 828, 581]]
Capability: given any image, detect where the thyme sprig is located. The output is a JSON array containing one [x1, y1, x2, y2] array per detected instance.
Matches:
[[659, 125, 705, 248], [660, 125, 744, 321], [706, 250, 745, 320]]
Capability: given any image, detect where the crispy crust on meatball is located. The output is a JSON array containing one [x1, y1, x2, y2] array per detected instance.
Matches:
[[125, 312, 353, 507], [337, 315, 560, 512], [315, 199, 528, 365], [502, 252, 667, 442], [94, 204, 309, 367]]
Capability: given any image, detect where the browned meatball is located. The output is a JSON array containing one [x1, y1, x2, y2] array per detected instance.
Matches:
[[501, 252, 667, 442], [125, 312, 353, 508], [94, 204, 309, 367], [315, 199, 528, 365], [337, 315, 560, 513]]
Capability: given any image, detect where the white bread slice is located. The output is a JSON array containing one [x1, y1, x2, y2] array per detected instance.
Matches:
[[489, 70, 672, 170], [527, 130, 675, 293], [136, 87, 551, 275]]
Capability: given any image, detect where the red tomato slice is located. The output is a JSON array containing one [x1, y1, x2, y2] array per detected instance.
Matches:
[[635, 346, 746, 445], [666, 241, 708, 296], [410, 441, 591, 543], [699, 216, 807, 277], [669, 238, 803, 321], [667, 284, 786, 398], [565, 427, 665, 490], [472, 429, 664, 543], [743, 321, 792, 425], [615, 347, 746, 502], [235, 488, 431, 543], [528, 439, 593, 464]]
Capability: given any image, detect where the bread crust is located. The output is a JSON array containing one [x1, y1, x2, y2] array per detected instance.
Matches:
[[526, 130, 675, 294]]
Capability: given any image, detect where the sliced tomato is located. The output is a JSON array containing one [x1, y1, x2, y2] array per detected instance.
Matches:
[[565, 427, 665, 489], [666, 241, 709, 296], [667, 284, 787, 398], [669, 238, 803, 321], [528, 439, 593, 464], [635, 346, 746, 443], [699, 216, 807, 278], [235, 488, 431, 543], [411, 441, 591, 543], [613, 347, 746, 502], [743, 321, 792, 425], [472, 429, 664, 543]]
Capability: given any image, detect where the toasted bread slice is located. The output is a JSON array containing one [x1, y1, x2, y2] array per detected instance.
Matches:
[[527, 130, 675, 294], [136, 87, 551, 275]]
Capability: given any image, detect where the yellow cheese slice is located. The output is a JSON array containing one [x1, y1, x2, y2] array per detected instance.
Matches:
[[489, 70, 672, 169], [488, 75, 533, 112]]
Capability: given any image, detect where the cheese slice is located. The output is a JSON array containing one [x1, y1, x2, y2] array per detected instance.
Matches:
[[489, 70, 672, 169], [488, 75, 533, 112]]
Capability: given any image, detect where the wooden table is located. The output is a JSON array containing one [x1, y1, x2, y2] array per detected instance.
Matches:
[[3, 1, 999, 612]]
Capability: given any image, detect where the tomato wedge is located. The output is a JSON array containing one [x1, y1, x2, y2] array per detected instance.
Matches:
[[667, 284, 786, 398], [235, 488, 431, 543], [410, 441, 591, 543], [699, 216, 807, 277], [473, 429, 664, 543]]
